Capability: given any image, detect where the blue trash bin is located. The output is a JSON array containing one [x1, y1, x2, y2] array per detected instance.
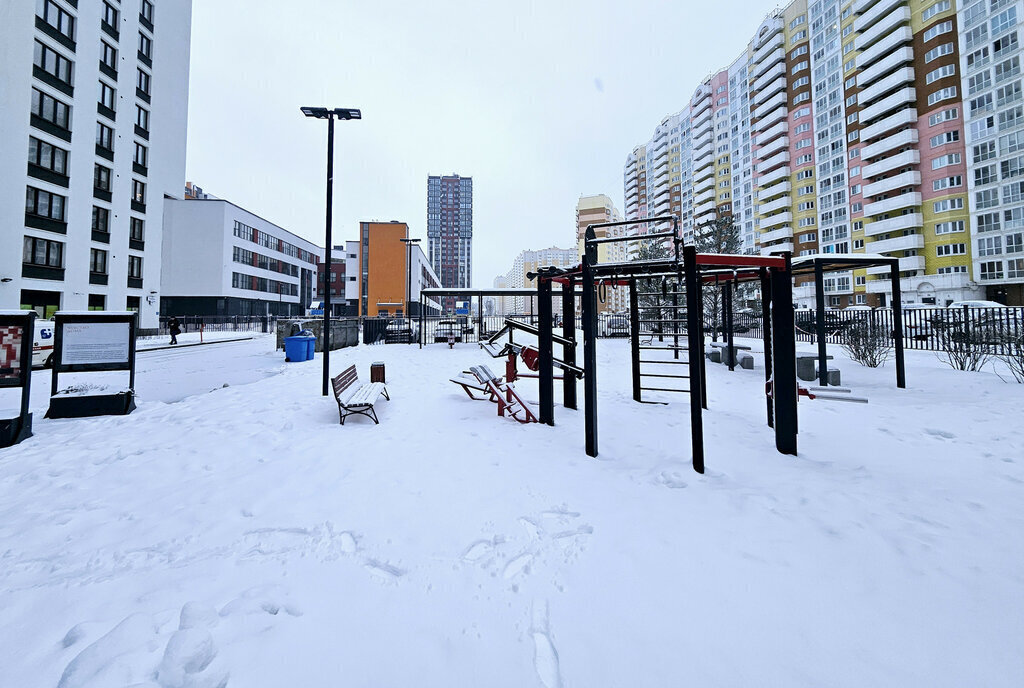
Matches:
[[284, 335, 314, 362]]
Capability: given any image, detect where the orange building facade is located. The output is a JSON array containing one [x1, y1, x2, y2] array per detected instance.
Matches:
[[358, 221, 440, 317]]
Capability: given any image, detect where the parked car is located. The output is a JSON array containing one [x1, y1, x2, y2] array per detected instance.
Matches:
[[600, 314, 630, 337], [385, 318, 418, 343], [433, 319, 462, 343], [947, 300, 1005, 309], [32, 319, 55, 368]]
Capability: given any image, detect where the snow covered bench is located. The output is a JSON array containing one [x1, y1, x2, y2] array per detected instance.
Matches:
[[331, 364, 390, 425]]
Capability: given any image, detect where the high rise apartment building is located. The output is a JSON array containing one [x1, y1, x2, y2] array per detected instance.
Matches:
[[626, 0, 1024, 305], [0, 0, 193, 327], [427, 174, 473, 312], [576, 194, 628, 312]]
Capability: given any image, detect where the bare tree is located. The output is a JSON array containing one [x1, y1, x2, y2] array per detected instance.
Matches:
[[841, 315, 891, 368], [694, 215, 741, 340], [999, 332, 1024, 383], [630, 235, 674, 333], [935, 311, 993, 372]]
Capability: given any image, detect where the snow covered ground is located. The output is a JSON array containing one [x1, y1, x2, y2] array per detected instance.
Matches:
[[1, 334, 1022, 687]]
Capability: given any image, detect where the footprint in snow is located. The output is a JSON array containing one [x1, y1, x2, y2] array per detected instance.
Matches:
[[924, 428, 957, 440]]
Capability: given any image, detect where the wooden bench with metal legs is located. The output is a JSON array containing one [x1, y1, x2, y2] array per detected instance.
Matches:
[[332, 364, 390, 425]]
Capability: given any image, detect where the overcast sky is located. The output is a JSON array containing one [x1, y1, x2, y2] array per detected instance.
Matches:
[[186, 0, 779, 285]]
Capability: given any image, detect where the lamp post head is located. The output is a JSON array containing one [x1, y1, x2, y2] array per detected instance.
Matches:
[[301, 106, 362, 120]]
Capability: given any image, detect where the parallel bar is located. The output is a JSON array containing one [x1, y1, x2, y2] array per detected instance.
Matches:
[[585, 215, 679, 232], [695, 253, 786, 268], [639, 373, 690, 379], [639, 359, 689, 364], [684, 245, 705, 474], [639, 345, 688, 351], [629, 277, 641, 402], [537, 277, 554, 426], [587, 230, 676, 245], [561, 277, 577, 410], [814, 261, 828, 387], [640, 387, 690, 393]]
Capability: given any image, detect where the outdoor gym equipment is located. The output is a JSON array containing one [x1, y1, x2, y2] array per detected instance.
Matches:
[[480, 318, 583, 385]]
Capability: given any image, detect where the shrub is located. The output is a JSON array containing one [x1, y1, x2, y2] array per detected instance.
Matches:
[[840, 317, 891, 368]]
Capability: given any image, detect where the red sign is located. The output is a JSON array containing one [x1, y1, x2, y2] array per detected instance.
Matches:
[[0, 325, 24, 382]]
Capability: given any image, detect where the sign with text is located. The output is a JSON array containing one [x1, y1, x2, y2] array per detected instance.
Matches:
[[61, 322, 131, 366], [0, 325, 25, 387]]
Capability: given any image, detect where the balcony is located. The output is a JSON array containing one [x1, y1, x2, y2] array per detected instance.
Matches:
[[750, 47, 786, 80], [752, 76, 787, 106], [863, 148, 920, 178], [855, 6, 911, 52], [755, 150, 790, 174], [695, 209, 717, 224], [753, 91, 788, 121], [750, 61, 786, 95], [759, 195, 792, 215], [694, 143, 714, 163], [859, 86, 916, 125], [692, 97, 712, 122], [760, 227, 795, 244], [757, 165, 791, 187], [760, 211, 793, 229], [693, 164, 715, 183], [863, 212, 923, 236], [694, 187, 716, 205], [861, 128, 918, 160], [860, 108, 918, 141], [863, 170, 921, 197], [694, 200, 716, 216], [866, 255, 926, 274], [858, 67, 916, 109], [866, 270, 975, 293], [855, 0, 907, 35], [757, 135, 789, 160], [752, 31, 784, 67], [754, 105, 788, 131], [857, 46, 914, 89], [856, 26, 913, 69], [755, 120, 788, 147], [761, 241, 794, 255], [864, 192, 922, 216], [756, 181, 791, 201], [868, 233, 925, 254]]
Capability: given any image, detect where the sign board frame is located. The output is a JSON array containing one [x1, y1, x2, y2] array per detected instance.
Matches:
[[46, 311, 137, 419], [0, 310, 36, 448]]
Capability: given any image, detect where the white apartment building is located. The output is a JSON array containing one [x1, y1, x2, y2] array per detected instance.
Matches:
[[0, 0, 192, 329], [162, 197, 320, 316]]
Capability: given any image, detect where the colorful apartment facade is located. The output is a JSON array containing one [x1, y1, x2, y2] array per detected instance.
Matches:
[[626, 0, 1024, 305], [358, 221, 440, 318]]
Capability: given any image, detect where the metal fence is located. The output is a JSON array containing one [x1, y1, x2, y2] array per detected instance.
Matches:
[[158, 315, 278, 335]]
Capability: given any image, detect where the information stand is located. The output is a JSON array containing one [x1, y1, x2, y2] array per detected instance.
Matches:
[[46, 311, 137, 419], [0, 310, 36, 448]]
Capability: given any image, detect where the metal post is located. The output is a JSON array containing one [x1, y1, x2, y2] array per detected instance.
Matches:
[[538, 276, 554, 426], [697, 271, 707, 410], [771, 254, 798, 456], [629, 276, 641, 402], [760, 267, 774, 428], [322, 114, 334, 396], [477, 294, 483, 342], [683, 246, 705, 474], [814, 260, 828, 387], [890, 259, 906, 389], [582, 228, 599, 457], [561, 277, 577, 410], [725, 279, 735, 371], [672, 279, 680, 359], [418, 288, 424, 350]]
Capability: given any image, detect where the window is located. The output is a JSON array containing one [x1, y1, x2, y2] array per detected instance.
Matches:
[[969, 70, 992, 95], [131, 217, 145, 241], [1005, 181, 1024, 203], [23, 236, 63, 267], [997, 80, 1023, 106], [128, 255, 144, 279], [796, 138, 812, 148], [922, 0, 951, 21], [965, 24, 989, 50], [977, 212, 1001, 232], [994, 32, 1019, 58], [1007, 232, 1024, 253], [1008, 258, 1024, 278], [102, 1, 119, 28], [30, 88, 71, 130], [925, 43, 954, 63], [1001, 155, 1024, 179], [991, 7, 1017, 37], [1005, 205, 1024, 229], [137, 68, 151, 96], [101, 41, 117, 71], [90, 248, 108, 275], [28, 136, 68, 174], [967, 47, 990, 70], [1002, 131, 1024, 154], [132, 179, 146, 204], [977, 188, 1000, 208], [37, 0, 75, 41], [25, 186, 65, 220], [930, 130, 960, 147], [933, 198, 964, 213], [96, 121, 114, 150], [999, 105, 1024, 131], [99, 81, 116, 111], [935, 220, 965, 234], [93, 206, 110, 233], [134, 142, 148, 167], [971, 115, 996, 140], [936, 243, 966, 256], [971, 93, 994, 116], [33, 40, 73, 86], [924, 20, 953, 42], [792, 60, 809, 74], [136, 105, 150, 131], [932, 153, 961, 169], [996, 56, 1021, 83], [928, 86, 957, 106], [138, 32, 152, 59], [141, 0, 155, 24], [978, 236, 1003, 256], [926, 64, 956, 84], [933, 175, 963, 191], [93, 164, 112, 193]]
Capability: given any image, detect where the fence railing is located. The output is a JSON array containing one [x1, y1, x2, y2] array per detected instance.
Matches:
[[158, 315, 278, 335]]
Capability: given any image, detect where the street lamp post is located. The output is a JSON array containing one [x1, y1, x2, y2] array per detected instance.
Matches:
[[301, 106, 361, 396], [399, 237, 420, 320]]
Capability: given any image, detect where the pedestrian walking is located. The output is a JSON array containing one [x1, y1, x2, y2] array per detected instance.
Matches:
[[168, 316, 181, 345]]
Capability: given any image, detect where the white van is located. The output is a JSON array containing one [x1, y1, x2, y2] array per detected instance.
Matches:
[[32, 319, 55, 367]]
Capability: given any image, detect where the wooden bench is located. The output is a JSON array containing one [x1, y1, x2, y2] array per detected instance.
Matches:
[[331, 364, 390, 425]]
